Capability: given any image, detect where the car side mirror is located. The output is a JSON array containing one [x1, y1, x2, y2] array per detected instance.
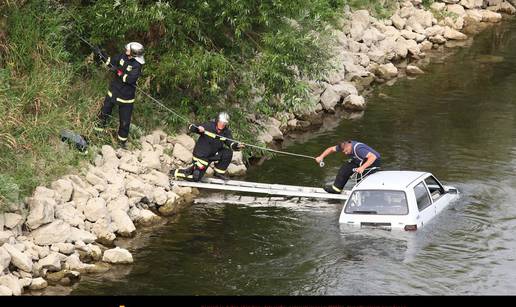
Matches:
[[446, 187, 458, 194]]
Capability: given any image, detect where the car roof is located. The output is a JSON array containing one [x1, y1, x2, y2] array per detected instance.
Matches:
[[354, 171, 429, 190]]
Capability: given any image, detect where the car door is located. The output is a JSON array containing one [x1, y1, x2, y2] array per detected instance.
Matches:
[[413, 181, 435, 226], [424, 175, 448, 215]]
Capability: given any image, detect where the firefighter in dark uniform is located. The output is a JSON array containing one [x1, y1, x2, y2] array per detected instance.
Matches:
[[93, 42, 144, 148], [172, 112, 244, 182], [316, 140, 381, 194]]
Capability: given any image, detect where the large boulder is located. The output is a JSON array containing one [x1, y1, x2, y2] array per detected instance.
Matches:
[[101, 145, 119, 169], [447, 4, 466, 16], [129, 208, 161, 226], [84, 198, 109, 222], [30, 220, 71, 245], [141, 170, 170, 189], [2, 243, 33, 272], [107, 196, 130, 213], [443, 27, 468, 40], [153, 187, 168, 206], [51, 242, 75, 255], [460, 0, 483, 9], [68, 227, 96, 244], [38, 252, 62, 272], [406, 65, 425, 75], [51, 179, 74, 203], [0, 285, 13, 296], [29, 277, 48, 290], [412, 9, 433, 28], [119, 154, 141, 174], [26, 196, 55, 230], [362, 27, 385, 46], [343, 95, 366, 111], [377, 63, 398, 79], [55, 204, 85, 228], [172, 143, 192, 163], [350, 10, 371, 42], [170, 134, 195, 152], [391, 14, 406, 30], [425, 25, 445, 37], [227, 164, 247, 176], [481, 10, 502, 22], [140, 150, 161, 170], [102, 247, 133, 264], [332, 81, 358, 98], [0, 246, 11, 272], [0, 274, 21, 296], [0, 231, 13, 245], [319, 87, 341, 111], [109, 210, 136, 237], [3, 213, 23, 229]]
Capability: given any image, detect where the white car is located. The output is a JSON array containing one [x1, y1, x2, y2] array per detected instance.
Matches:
[[339, 171, 459, 231]]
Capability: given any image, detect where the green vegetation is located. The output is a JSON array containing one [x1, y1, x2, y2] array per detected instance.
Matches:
[[347, 0, 399, 19], [0, 0, 346, 207]]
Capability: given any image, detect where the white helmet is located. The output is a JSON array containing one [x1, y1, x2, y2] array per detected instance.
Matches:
[[217, 112, 230, 124], [125, 42, 145, 64]]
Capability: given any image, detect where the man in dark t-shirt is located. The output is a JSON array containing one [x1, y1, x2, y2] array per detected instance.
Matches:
[[315, 140, 381, 194]]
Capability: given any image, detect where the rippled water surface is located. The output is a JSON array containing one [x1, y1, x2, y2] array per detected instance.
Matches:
[[72, 20, 516, 295]]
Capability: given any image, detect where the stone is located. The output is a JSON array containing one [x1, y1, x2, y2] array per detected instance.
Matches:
[[429, 34, 447, 44], [85, 171, 107, 187], [349, 10, 371, 42], [91, 220, 116, 246], [102, 247, 133, 264], [431, 2, 446, 11], [38, 252, 62, 272], [444, 27, 468, 40], [447, 4, 466, 16], [3, 243, 33, 272], [0, 285, 13, 296], [30, 220, 71, 245], [51, 243, 74, 255], [172, 143, 192, 163], [34, 245, 50, 259], [0, 231, 13, 245], [498, 2, 516, 14], [119, 154, 141, 174], [460, 0, 483, 9], [107, 196, 130, 213], [406, 65, 425, 75], [141, 151, 161, 170], [0, 246, 11, 272], [332, 81, 358, 98], [227, 164, 247, 176], [391, 14, 405, 30], [110, 209, 136, 237], [412, 9, 433, 28], [153, 187, 168, 206], [29, 277, 48, 290], [65, 254, 94, 272], [55, 204, 85, 228], [68, 227, 97, 244], [33, 186, 57, 200], [50, 179, 74, 203], [343, 95, 366, 111], [0, 274, 21, 296], [406, 16, 425, 34], [425, 25, 444, 37], [319, 87, 340, 111], [88, 244, 102, 261], [377, 63, 398, 79], [401, 29, 417, 40], [395, 37, 409, 58], [481, 10, 502, 22], [141, 170, 170, 189], [362, 27, 385, 46], [367, 50, 386, 64], [171, 134, 195, 152], [46, 270, 80, 285], [26, 196, 55, 230], [406, 39, 421, 56], [133, 208, 161, 226], [83, 197, 109, 222], [85, 262, 111, 274], [466, 9, 484, 22], [101, 145, 119, 168], [231, 151, 244, 165]]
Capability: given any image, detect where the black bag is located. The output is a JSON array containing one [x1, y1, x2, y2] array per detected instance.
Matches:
[[60, 129, 88, 152]]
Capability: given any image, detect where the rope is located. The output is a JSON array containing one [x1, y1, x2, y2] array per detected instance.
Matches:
[[74, 32, 324, 166]]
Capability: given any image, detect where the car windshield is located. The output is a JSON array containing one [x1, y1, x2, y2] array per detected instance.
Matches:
[[344, 190, 409, 215]]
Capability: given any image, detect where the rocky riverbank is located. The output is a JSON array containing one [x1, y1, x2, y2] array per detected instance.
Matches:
[[0, 131, 246, 295], [1, 0, 515, 297], [256, 0, 516, 144]]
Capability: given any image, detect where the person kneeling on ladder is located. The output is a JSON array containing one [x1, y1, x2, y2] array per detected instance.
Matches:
[[93, 42, 145, 149], [172, 112, 245, 182], [315, 140, 381, 194]]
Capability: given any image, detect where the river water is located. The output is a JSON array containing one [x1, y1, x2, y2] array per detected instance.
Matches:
[[72, 20, 516, 295]]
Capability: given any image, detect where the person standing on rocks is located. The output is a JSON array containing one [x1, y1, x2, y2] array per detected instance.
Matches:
[[93, 42, 145, 149], [172, 112, 245, 181], [315, 140, 381, 194]]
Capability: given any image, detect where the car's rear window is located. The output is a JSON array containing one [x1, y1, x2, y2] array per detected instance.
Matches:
[[344, 190, 409, 215]]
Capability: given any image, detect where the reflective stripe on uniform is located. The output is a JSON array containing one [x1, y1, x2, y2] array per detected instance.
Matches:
[[193, 156, 208, 166], [104, 57, 111, 67], [204, 131, 216, 138], [331, 185, 342, 192], [122, 74, 128, 82], [219, 137, 226, 141], [116, 97, 135, 104], [119, 58, 124, 66], [107, 91, 112, 97], [214, 167, 226, 174], [118, 135, 128, 141]]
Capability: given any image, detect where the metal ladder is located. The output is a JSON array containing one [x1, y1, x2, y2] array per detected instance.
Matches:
[[170, 178, 351, 201]]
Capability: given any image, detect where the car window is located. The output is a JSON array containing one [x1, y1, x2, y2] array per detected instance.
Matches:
[[344, 190, 409, 215], [424, 176, 445, 201], [414, 182, 432, 211]]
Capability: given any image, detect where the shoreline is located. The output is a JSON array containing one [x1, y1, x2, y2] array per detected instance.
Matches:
[[1, 0, 515, 296]]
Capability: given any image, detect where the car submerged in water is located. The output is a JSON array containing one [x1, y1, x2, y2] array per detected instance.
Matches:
[[339, 171, 459, 231]]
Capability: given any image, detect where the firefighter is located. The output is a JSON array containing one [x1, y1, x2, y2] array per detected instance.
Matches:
[[93, 42, 145, 148], [172, 112, 244, 182], [316, 140, 381, 194]]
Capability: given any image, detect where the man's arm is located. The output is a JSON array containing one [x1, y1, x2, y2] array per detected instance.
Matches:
[[189, 122, 207, 134], [355, 152, 377, 174], [315, 146, 337, 164]]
